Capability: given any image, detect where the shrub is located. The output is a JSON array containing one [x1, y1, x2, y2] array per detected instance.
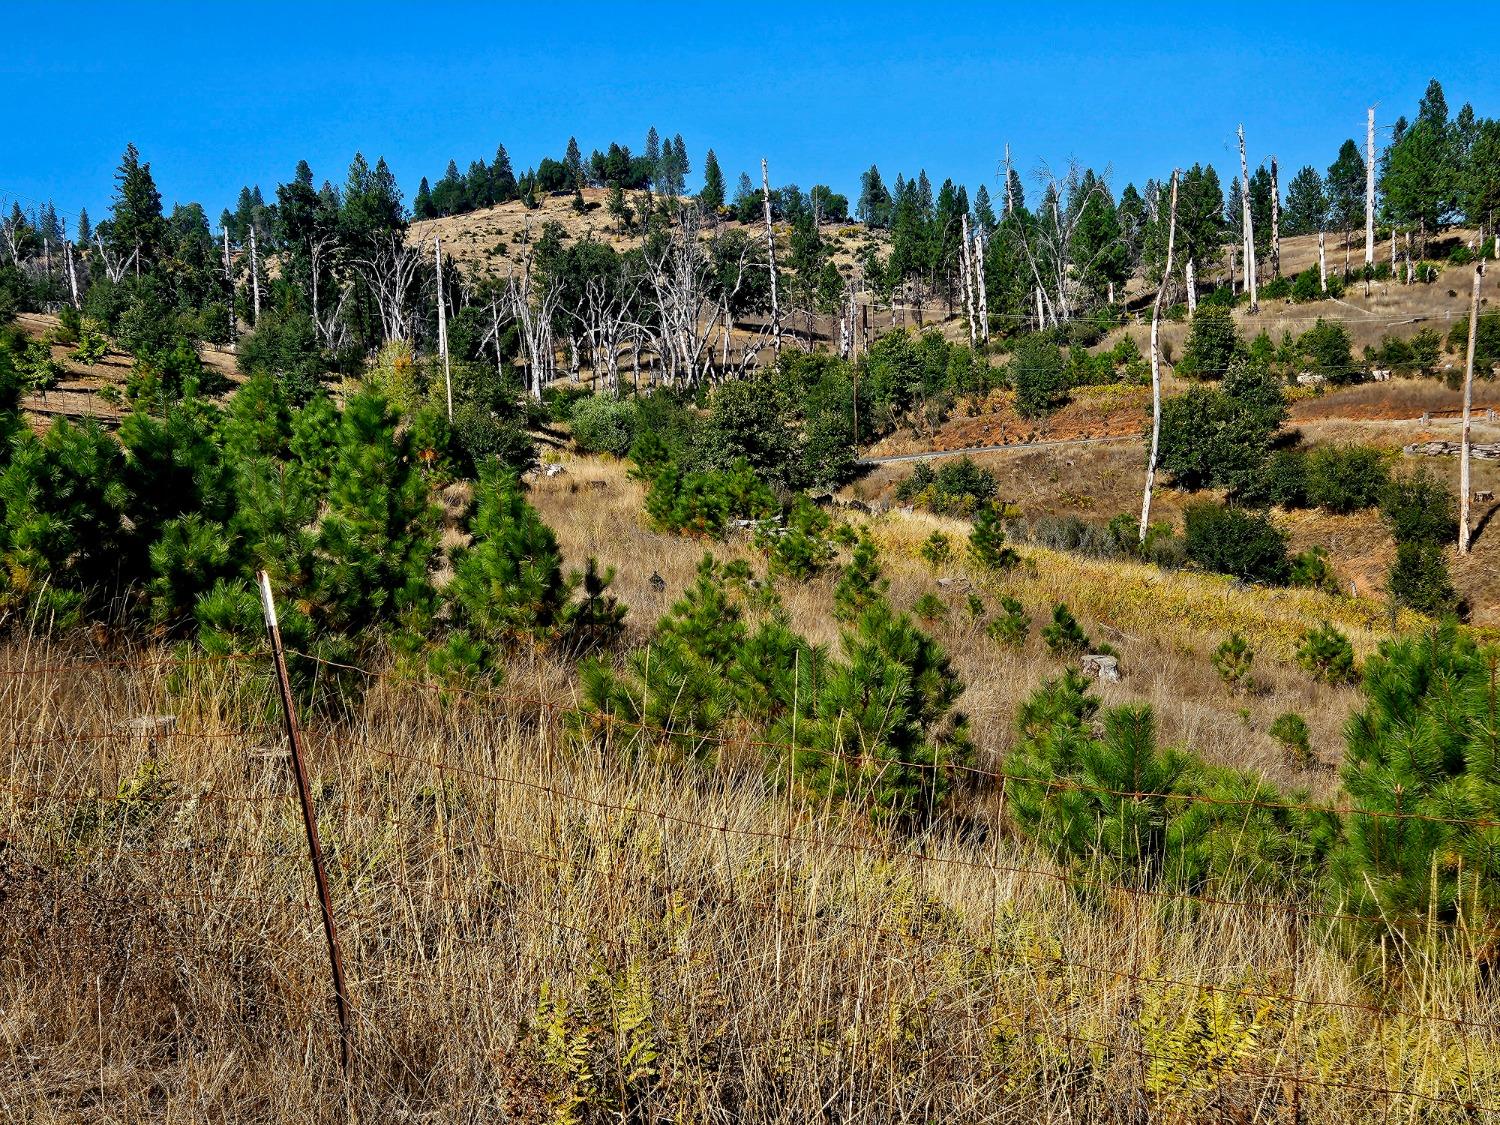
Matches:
[[569, 395, 638, 457], [1303, 445, 1389, 514], [1182, 504, 1291, 584], [986, 596, 1030, 647], [758, 495, 837, 581], [833, 532, 887, 622], [895, 457, 998, 515], [1269, 712, 1313, 769], [1211, 633, 1254, 692], [1333, 624, 1500, 935], [1295, 622, 1357, 684], [918, 531, 953, 571], [1007, 333, 1068, 417], [1289, 546, 1341, 595], [1297, 318, 1359, 384], [1176, 305, 1241, 380], [1254, 448, 1308, 509], [1158, 360, 1287, 495], [644, 459, 777, 537], [1381, 470, 1456, 545], [1042, 603, 1089, 655], [912, 592, 947, 621], [968, 502, 1019, 571], [1387, 540, 1459, 617]]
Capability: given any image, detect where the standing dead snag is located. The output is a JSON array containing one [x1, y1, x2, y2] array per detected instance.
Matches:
[[1269, 157, 1281, 278], [761, 158, 781, 358], [959, 212, 977, 348], [248, 221, 262, 325], [1460, 262, 1486, 555], [1365, 106, 1377, 268], [434, 237, 453, 421], [973, 226, 989, 342], [1140, 169, 1180, 544], [1238, 125, 1258, 313], [1318, 230, 1328, 294]]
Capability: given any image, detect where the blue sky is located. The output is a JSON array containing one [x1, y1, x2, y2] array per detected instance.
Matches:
[[3, 1, 1496, 229]]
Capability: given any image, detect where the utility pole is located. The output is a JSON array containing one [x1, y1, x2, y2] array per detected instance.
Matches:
[[435, 236, 453, 421], [1141, 170, 1180, 544], [1365, 106, 1377, 268], [1269, 156, 1281, 278], [1460, 263, 1486, 555], [1238, 125, 1258, 313]]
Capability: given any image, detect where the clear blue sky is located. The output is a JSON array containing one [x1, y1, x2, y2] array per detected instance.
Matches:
[[3, 0, 1496, 229]]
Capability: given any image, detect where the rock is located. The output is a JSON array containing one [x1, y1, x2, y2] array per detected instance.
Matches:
[[648, 572, 666, 593], [1080, 654, 1121, 683], [544, 463, 566, 478], [844, 499, 870, 514], [936, 578, 952, 588], [1476, 490, 1494, 503]]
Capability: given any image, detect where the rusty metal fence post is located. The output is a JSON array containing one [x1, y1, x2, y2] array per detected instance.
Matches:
[[257, 570, 352, 1075]]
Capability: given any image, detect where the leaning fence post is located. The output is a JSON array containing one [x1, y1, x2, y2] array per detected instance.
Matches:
[[257, 570, 352, 1075]]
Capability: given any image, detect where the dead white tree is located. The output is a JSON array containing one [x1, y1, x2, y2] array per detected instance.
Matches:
[[221, 224, 235, 341], [92, 232, 133, 284], [1318, 229, 1328, 294], [248, 222, 262, 324], [1009, 158, 1119, 328], [1269, 156, 1281, 278], [434, 236, 453, 421], [1238, 125, 1258, 313], [973, 226, 989, 342], [63, 223, 79, 308], [1460, 262, 1486, 555], [573, 256, 641, 395], [761, 158, 781, 357], [351, 233, 423, 344], [306, 235, 350, 350], [1140, 170, 1180, 544], [959, 212, 977, 347], [1365, 106, 1377, 268]]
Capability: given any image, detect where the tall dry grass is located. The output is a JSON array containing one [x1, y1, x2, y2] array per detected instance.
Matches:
[[3, 630, 1498, 1120]]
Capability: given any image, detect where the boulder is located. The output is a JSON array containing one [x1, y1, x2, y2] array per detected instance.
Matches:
[[1080, 654, 1121, 683]]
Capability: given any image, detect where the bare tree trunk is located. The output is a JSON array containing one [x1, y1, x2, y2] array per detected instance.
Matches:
[[1185, 257, 1197, 314], [761, 158, 781, 359], [249, 223, 262, 325], [1365, 107, 1377, 268], [959, 213, 977, 348], [1269, 157, 1281, 278], [1460, 263, 1486, 554], [1238, 125, 1258, 313], [1228, 245, 1236, 294], [1141, 171, 1180, 544], [1035, 287, 1044, 330], [65, 240, 79, 308], [1318, 230, 1328, 293], [434, 237, 453, 420], [974, 229, 989, 342]]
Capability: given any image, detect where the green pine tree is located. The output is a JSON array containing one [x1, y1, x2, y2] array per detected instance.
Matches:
[[969, 502, 1018, 571]]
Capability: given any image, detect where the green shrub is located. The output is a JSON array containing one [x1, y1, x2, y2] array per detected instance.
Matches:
[[1296, 622, 1357, 684], [1269, 712, 1313, 769], [834, 532, 887, 622], [968, 501, 1019, 571], [1297, 318, 1359, 384], [895, 457, 998, 515], [1042, 603, 1089, 655], [1159, 360, 1288, 495], [1183, 504, 1291, 584], [1211, 632, 1254, 692], [912, 592, 947, 621], [1332, 624, 1500, 935], [1381, 471, 1456, 545], [758, 495, 837, 581], [1176, 305, 1241, 380], [1304, 445, 1389, 514], [1007, 333, 1068, 417], [569, 395, 638, 457], [1387, 540, 1459, 617], [1254, 448, 1308, 509], [1289, 546, 1341, 595], [918, 530, 953, 571], [986, 596, 1030, 647], [644, 459, 777, 536]]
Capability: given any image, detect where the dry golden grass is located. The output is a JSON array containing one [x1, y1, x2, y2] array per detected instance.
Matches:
[[5, 624, 1500, 1123]]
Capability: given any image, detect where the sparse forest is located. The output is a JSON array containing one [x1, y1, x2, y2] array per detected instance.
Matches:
[[5, 69, 1500, 1123]]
